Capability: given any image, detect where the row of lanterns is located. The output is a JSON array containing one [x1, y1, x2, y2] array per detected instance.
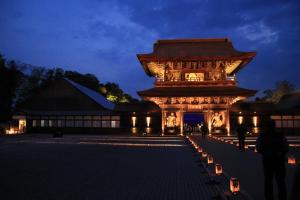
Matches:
[[208, 135, 298, 165], [186, 136, 241, 194]]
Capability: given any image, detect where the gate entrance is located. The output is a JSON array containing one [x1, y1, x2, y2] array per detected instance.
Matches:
[[184, 112, 204, 133]]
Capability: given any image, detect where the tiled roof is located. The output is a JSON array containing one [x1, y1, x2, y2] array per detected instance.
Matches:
[[276, 91, 300, 112], [231, 101, 275, 114], [66, 79, 115, 110], [138, 86, 256, 97], [24, 110, 114, 116], [137, 38, 256, 60]]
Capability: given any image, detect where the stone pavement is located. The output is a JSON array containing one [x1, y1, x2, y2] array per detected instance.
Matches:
[[190, 135, 298, 200], [0, 135, 248, 200]]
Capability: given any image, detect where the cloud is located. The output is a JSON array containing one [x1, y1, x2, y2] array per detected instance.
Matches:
[[237, 21, 278, 44]]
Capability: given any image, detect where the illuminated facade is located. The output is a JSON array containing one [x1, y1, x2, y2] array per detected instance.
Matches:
[[137, 38, 256, 135]]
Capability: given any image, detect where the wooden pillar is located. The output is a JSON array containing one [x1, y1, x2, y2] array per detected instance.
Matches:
[[161, 109, 165, 136], [207, 109, 212, 135], [226, 108, 230, 136], [180, 108, 184, 136]]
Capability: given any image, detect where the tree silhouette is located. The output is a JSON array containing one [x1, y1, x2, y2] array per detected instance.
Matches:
[[0, 55, 23, 121], [263, 80, 295, 103]]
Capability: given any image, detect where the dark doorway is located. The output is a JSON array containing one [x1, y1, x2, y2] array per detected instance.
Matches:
[[184, 112, 204, 125], [184, 113, 204, 133]]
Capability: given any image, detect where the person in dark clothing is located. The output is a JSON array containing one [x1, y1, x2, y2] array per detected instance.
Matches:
[[201, 122, 208, 139], [256, 119, 289, 200], [237, 123, 247, 150], [290, 162, 300, 200]]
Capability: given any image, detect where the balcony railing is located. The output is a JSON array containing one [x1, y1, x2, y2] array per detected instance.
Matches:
[[155, 79, 236, 87]]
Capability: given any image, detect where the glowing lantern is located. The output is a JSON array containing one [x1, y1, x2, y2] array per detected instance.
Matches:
[[6, 128, 17, 134], [230, 140, 234, 144], [252, 116, 258, 127], [202, 151, 207, 158], [146, 116, 151, 127], [131, 127, 137, 134], [230, 178, 240, 194], [131, 116, 137, 127], [207, 155, 213, 164], [18, 119, 26, 133], [238, 116, 243, 125], [288, 156, 296, 165], [198, 147, 203, 153], [215, 164, 223, 175], [146, 127, 151, 134]]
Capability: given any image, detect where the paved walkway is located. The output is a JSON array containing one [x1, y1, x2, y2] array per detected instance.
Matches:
[[0, 135, 245, 200], [191, 135, 298, 200]]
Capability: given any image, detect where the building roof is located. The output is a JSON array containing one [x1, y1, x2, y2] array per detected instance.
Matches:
[[66, 79, 115, 110], [138, 86, 256, 97], [231, 91, 300, 115], [276, 91, 300, 113], [137, 38, 255, 60], [114, 101, 160, 113], [23, 110, 114, 116], [137, 38, 256, 76], [231, 101, 276, 114]]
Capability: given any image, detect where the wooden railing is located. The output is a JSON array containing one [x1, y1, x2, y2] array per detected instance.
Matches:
[[155, 80, 236, 87]]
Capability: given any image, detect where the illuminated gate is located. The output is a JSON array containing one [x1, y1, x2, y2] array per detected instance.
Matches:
[[137, 38, 256, 135]]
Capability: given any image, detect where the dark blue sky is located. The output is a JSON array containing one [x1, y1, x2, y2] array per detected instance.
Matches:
[[1, 0, 300, 98]]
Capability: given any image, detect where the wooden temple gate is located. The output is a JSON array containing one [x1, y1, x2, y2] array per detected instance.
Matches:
[[137, 38, 256, 135]]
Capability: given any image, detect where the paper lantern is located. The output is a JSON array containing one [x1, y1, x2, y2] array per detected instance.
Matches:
[[215, 164, 223, 175], [230, 178, 240, 194], [202, 151, 207, 158], [197, 147, 203, 153], [146, 116, 151, 127], [207, 155, 213, 164], [288, 156, 296, 165], [131, 116, 137, 127]]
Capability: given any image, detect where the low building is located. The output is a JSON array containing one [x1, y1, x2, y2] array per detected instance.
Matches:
[[10, 78, 120, 134], [9, 78, 161, 135], [231, 91, 300, 135]]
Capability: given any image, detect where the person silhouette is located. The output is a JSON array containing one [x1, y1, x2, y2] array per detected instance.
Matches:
[[201, 122, 208, 139], [237, 123, 247, 150], [290, 162, 300, 200], [256, 119, 289, 200]]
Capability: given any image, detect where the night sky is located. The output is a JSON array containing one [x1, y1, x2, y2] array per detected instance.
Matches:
[[1, 0, 299, 98]]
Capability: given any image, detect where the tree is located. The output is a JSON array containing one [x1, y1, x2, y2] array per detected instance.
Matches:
[[0, 55, 23, 121], [263, 80, 295, 103], [104, 82, 124, 103]]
